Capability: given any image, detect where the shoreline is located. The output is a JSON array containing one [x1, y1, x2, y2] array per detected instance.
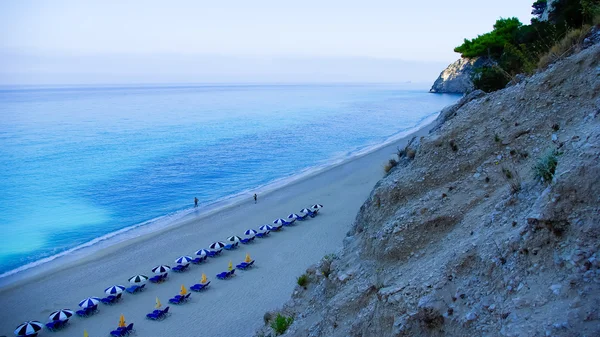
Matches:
[[0, 118, 437, 337], [0, 112, 439, 287]]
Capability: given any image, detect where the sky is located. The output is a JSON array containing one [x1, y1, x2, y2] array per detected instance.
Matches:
[[0, 0, 533, 84]]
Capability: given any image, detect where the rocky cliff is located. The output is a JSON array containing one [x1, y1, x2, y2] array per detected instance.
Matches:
[[256, 43, 600, 337], [429, 57, 490, 94]]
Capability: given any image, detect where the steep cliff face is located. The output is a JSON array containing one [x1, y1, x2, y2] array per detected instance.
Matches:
[[256, 44, 600, 337], [429, 57, 490, 94]]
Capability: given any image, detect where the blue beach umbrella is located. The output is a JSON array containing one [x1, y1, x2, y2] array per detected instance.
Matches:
[[152, 265, 171, 274], [209, 241, 226, 251], [14, 321, 43, 336], [300, 208, 313, 214], [227, 235, 242, 243], [104, 285, 125, 295], [175, 256, 193, 265], [287, 213, 300, 220], [273, 218, 291, 225], [311, 204, 324, 210], [79, 297, 101, 308], [196, 249, 211, 257], [259, 224, 273, 232], [48, 309, 74, 322], [128, 274, 148, 284], [244, 229, 258, 237]]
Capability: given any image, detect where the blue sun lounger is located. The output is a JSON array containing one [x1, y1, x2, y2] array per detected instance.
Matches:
[[190, 281, 211, 291], [255, 232, 269, 238], [76, 305, 98, 317], [236, 260, 255, 270], [191, 256, 207, 264], [150, 273, 168, 283], [45, 319, 68, 331], [110, 323, 134, 336], [172, 264, 189, 272], [216, 269, 235, 280], [101, 293, 122, 305], [168, 293, 191, 304], [146, 306, 170, 320], [126, 283, 146, 294]]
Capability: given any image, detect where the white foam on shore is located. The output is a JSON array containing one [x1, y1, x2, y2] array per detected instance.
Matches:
[[0, 112, 439, 284]]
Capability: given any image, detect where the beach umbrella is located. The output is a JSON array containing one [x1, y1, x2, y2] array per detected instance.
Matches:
[[245, 253, 252, 263], [84, 330, 89, 337], [273, 218, 289, 225], [104, 285, 126, 295], [300, 208, 313, 214], [118, 314, 126, 328], [227, 235, 242, 243], [78, 297, 100, 308], [244, 229, 258, 237], [201, 273, 208, 284], [209, 241, 226, 250], [228, 261, 233, 271], [175, 256, 193, 265], [196, 249, 210, 257], [128, 274, 148, 284], [288, 213, 300, 220], [311, 204, 324, 210], [152, 265, 171, 275], [14, 321, 43, 336], [155, 297, 162, 309], [180, 284, 187, 296], [48, 309, 74, 321], [259, 224, 273, 232]]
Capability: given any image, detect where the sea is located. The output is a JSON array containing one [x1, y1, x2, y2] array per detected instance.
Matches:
[[0, 83, 459, 278]]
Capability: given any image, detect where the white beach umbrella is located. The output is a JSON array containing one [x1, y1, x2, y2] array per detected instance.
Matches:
[[311, 204, 324, 210], [48, 309, 74, 322], [227, 235, 242, 243], [104, 285, 125, 295], [259, 224, 273, 232], [196, 249, 210, 257], [152, 265, 171, 275], [14, 321, 43, 336], [128, 274, 149, 284], [300, 208, 313, 214], [287, 213, 300, 220], [209, 241, 226, 250], [244, 229, 258, 237], [175, 256, 193, 265], [273, 218, 289, 225], [78, 297, 101, 308]]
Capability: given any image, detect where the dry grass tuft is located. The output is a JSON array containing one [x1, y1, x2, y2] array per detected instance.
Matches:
[[538, 25, 591, 69]]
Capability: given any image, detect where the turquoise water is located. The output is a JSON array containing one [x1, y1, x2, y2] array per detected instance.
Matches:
[[0, 84, 459, 276]]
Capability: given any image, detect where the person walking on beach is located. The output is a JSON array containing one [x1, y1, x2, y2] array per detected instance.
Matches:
[[194, 197, 199, 208], [253, 193, 257, 204]]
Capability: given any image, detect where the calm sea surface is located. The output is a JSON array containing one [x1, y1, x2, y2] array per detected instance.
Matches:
[[0, 84, 459, 276]]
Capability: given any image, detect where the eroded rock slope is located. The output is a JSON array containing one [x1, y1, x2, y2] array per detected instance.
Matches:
[[256, 44, 600, 337]]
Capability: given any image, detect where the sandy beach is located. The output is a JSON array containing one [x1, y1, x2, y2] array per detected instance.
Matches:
[[0, 122, 434, 337]]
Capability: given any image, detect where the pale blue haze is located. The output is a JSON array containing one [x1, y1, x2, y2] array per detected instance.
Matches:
[[0, 0, 533, 84], [0, 84, 459, 275]]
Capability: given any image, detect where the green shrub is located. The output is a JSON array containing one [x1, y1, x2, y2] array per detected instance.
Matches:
[[271, 314, 294, 335], [297, 274, 309, 287], [472, 66, 510, 93], [534, 150, 561, 183], [454, 18, 523, 58]]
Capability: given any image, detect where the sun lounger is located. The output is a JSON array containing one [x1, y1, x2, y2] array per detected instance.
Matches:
[[110, 323, 134, 336], [256, 232, 269, 238], [240, 238, 252, 244], [168, 293, 191, 305], [45, 319, 67, 331], [191, 256, 206, 264], [190, 281, 211, 291], [146, 306, 170, 320], [126, 283, 145, 294], [172, 264, 189, 272], [224, 244, 236, 250], [150, 273, 168, 283], [76, 305, 98, 317], [101, 293, 121, 305], [236, 260, 255, 270]]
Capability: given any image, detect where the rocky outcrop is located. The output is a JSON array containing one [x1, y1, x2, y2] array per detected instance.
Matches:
[[429, 57, 490, 94], [255, 44, 600, 337]]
